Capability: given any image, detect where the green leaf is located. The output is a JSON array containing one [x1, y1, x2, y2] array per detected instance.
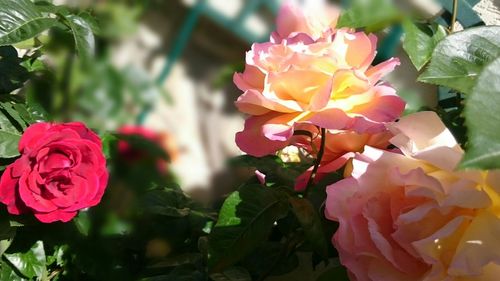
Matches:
[[4, 241, 46, 279], [398, 89, 427, 115], [0, 131, 20, 158], [210, 267, 252, 281], [0, 260, 25, 281], [316, 264, 349, 281], [337, 0, 400, 31], [33, 1, 70, 16], [12, 104, 35, 125], [142, 189, 193, 218], [62, 15, 95, 61], [46, 245, 66, 267], [25, 99, 48, 123], [0, 46, 30, 94], [289, 197, 329, 260], [101, 133, 117, 159], [402, 20, 446, 70], [0, 102, 28, 130], [239, 241, 300, 278], [0, 110, 21, 134], [148, 253, 203, 269], [100, 212, 132, 236], [0, 216, 15, 256], [140, 264, 206, 281], [419, 26, 500, 94], [0, 0, 58, 45], [461, 57, 500, 169], [208, 184, 289, 272], [78, 12, 101, 35], [74, 210, 90, 236], [229, 155, 310, 187]]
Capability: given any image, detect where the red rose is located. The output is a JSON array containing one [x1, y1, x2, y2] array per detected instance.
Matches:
[[117, 126, 176, 173], [118, 126, 163, 162], [0, 122, 108, 223]]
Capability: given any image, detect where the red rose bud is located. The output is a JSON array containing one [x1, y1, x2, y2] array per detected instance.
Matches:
[[117, 126, 176, 173], [0, 122, 108, 223]]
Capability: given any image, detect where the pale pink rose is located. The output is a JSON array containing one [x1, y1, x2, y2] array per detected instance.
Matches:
[[234, 2, 404, 157], [325, 111, 500, 281]]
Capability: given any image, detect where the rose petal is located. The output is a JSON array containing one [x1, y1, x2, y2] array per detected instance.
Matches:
[[0, 163, 27, 215], [18, 172, 57, 212], [34, 209, 77, 223], [18, 122, 52, 153], [294, 152, 353, 191], [449, 211, 500, 276], [235, 113, 298, 157], [366, 57, 400, 84], [234, 65, 265, 92], [331, 29, 378, 70], [388, 111, 462, 170], [235, 89, 302, 115], [54, 122, 102, 146]]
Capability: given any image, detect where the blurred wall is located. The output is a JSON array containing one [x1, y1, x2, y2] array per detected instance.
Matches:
[[54, 0, 500, 200]]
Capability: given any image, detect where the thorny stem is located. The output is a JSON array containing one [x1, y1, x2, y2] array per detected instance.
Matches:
[[450, 0, 461, 108], [449, 0, 458, 33], [304, 128, 326, 196]]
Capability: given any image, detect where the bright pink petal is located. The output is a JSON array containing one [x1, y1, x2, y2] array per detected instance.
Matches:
[[294, 152, 353, 191], [366, 58, 400, 84], [233, 65, 265, 92], [235, 114, 295, 157], [255, 170, 266, 185], [307, 109, 351, 130], [274, 2, 309, 41], [352, 85, 405, 123]]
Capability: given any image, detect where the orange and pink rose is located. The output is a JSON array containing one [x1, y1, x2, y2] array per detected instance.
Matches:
[[234, 1, 404, 157]]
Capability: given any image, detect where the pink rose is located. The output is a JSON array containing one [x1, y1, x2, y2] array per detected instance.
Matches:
[[325, 112, 500, 280], [270, 0, 339, 42], [0, 122, 108, 223], [234, 2, 404, 157]]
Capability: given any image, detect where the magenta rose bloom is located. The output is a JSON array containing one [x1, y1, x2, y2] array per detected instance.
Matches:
[[0, 122, 108, 223]]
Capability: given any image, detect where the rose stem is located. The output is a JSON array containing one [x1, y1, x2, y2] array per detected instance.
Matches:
[[449, 0, 458, 33], [304, 127, 326, 196]]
